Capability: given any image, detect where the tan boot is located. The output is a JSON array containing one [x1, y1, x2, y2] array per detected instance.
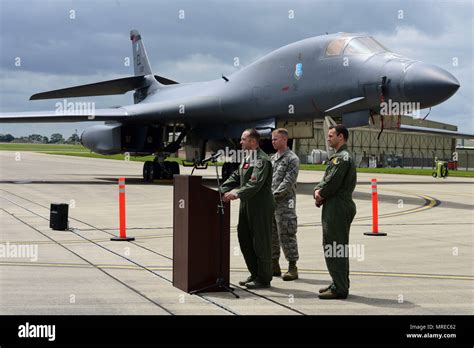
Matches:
[[319, 284, 333, 293], [245, 280, 271, 289], [318, 288, 348, 300], [282, 261, 298, 281], [238, 275, 255, 286], [272, 259, 281, 277]]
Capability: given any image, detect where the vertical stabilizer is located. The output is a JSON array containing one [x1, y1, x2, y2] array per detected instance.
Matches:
[[130, 29, 153, 76]]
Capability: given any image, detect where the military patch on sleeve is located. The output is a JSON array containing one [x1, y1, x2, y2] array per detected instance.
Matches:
[[332, 157, 340, 165], [256, 159, 263, 168]]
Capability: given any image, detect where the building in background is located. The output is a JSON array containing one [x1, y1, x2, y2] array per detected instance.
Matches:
[[286, 116, 473, 170]]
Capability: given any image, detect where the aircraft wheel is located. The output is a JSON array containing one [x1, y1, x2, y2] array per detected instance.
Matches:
[[151, 162, 162, 180], [160, 162, 170, 180], [164, 161, 180, 177], [143, 161, 153, 182]]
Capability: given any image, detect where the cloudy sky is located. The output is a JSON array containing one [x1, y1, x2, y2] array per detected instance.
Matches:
[[0, 0, 472, 137]]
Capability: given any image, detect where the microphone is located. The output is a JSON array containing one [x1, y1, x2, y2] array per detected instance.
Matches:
[[200, 153, 221, 165]]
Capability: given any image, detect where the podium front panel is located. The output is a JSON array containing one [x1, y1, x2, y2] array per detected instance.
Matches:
[[173, 175, 230, 293]]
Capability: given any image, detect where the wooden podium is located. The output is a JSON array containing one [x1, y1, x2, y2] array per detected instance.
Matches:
[[172, 175, 230, 293]]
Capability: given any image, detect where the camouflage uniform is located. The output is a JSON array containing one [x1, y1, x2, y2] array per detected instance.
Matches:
[[314, 144, 357, 296], [220, 148, 275, 284], [270, 148, 300, 262]]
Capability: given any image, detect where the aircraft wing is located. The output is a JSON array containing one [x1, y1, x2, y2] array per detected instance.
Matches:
[[398, 125, 474, 138], [0, 107, 129, 123], [0, 95, 219, 124]]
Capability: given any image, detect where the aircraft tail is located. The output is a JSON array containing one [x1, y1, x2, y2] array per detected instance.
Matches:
[[130, 30, 153, 76], [130, 29, 163, 103]]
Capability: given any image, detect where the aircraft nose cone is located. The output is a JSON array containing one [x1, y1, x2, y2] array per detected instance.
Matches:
[[403, 62, 460, 108]]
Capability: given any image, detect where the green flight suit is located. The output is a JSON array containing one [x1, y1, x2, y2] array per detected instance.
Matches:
[[314, 144, 357, 295], [221, 148, 275, 284]]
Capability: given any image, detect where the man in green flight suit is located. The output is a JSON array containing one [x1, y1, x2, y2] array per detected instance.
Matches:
[[314, 124, 357, 299], [221, 128, 275, 289]]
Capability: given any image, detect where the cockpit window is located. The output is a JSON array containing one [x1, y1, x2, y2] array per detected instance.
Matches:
[[344, 37, 388, 55], [325, 38, 350, 56]]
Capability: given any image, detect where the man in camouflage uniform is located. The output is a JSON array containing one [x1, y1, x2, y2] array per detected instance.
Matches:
[[270, 128, 300, 281], [221, 128, 275, 289], [314, 124, 357, 299]]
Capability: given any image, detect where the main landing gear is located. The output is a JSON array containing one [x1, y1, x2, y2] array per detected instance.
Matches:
[[143, 157, 180, 182], [142, 130, 187, 182]]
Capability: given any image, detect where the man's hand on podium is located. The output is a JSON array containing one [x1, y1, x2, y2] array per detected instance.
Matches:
[[223, 190, 239, 202]]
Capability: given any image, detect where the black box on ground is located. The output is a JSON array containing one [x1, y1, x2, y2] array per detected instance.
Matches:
[[50, 203, 69, 230]]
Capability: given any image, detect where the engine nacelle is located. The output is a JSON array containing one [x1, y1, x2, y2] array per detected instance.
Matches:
[[81, 123, 166, 155], [81, 123, 122, 155]]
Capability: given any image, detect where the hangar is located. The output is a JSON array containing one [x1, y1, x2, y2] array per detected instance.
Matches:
[[283, 116, 473, 170]]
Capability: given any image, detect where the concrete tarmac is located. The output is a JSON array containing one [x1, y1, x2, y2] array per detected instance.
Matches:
[[0, 151, 472, 315]]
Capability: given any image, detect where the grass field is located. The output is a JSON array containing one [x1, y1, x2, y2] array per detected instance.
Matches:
[[1, 143, 473, 177], [0, 143, 187, 164], [0, 143, 87, 152]]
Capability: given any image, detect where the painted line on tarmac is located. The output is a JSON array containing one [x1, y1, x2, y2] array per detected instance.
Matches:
[[1, 261, 472, 281], [354, 194, 440, 221], [0, 234, 174, 245], [300, 268, 473, 281]]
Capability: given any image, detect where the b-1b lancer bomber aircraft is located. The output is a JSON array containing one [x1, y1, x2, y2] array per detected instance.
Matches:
[[0, 30, 460, 181]]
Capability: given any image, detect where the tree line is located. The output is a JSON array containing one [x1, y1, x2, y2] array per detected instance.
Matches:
[[0, 133, 80, 144]]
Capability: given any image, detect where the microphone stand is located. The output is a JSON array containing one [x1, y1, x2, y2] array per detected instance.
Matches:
[[190, 156, 239, 298]]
